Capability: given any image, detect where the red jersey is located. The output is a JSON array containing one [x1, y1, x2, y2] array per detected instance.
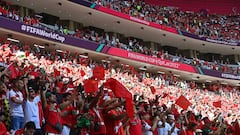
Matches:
[[14, 129, 24, 135], [89, 108, 106, 135], [61, 105, 77, 129], [103, 109, 124, 135], [0, 122, 8, 135], [129, 117, 142, 135], [44, 104, 62, 134], [185, 129, 195, 135]]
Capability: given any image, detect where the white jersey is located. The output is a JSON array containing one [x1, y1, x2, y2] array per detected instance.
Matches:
[[9, 89, 24, 117], [23, 96, 41, 129]]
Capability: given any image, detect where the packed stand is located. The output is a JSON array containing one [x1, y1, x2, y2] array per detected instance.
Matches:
[[91, 0, 240, 43], [0, 36, 240, 135], [1, 0, 240, 75]]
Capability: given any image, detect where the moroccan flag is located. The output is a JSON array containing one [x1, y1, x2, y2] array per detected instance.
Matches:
[[7, 63, 18, 79], [93, 66, 105, 80], [233, 104, 238, 108], [80, 70, 85, 77], [83, 79, 98, 93], [104, 78, 134, 118], [162, 93, 168, 98], [150, 86, 156, 94], [175, 95, 192, 110], [233, 120, 240, 135], [54, 68, 60, 77], [29, 71, 40, 79], [213, 101, 221, 108]]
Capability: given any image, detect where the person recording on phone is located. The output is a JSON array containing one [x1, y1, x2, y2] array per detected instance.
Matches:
[[40, 77, 78, 135]]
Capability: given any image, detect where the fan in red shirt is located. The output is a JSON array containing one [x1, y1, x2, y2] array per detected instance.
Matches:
[[0, 112, 8, 135], [126, 107, 142, 135], [88, 87, 106, 135], [102, 98, 128, 135], [40, 83, 77, 135], [185, 122, 197, 135], [14, 121, 36, 135], [61, 92, 78, 135]]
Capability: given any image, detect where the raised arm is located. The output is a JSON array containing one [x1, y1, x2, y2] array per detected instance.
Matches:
[[60, 87, 78, 110], [89, 86, 104, 109], [23, 77, 29, 100], [40, 83, 49, 109], [104, 99, 125, 113], [110, 112, 128, 121]]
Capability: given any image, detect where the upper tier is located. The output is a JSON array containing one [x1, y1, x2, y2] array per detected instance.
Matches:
[[145, 0, 240, 15]]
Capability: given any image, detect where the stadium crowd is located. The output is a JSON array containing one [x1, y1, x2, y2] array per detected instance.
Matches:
[[0, 0, 240, 75], [0, 1, 240, 135], [0, 36, 239, 135], [90, 0, 240, 43]]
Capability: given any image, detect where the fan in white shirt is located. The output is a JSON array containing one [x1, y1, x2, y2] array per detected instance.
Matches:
[[158, 114, 179, 135]]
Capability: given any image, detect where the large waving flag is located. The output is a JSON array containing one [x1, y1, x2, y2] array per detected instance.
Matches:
[[83, 79, 98, 93], [104, 78, 134, 118], [93, 66, 105, 80], [7, 63, 19, 79]]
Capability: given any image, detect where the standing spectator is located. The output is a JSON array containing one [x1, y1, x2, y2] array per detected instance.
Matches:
[[126, 106, 142, 135], [22, 78, 42, 135], [166, 114, 179, 135], [61, 92, 78, 135], [158, 113, 170, 135], [89, 87, 107, 135], [185, 122, 197, 135], [40, 82, 77, 135], [9, 77, 25, 131], [41, 89, 62, 134], [141, 112, 157, 135], [102, 98, 128, 135], [0, 81, 10, 130]]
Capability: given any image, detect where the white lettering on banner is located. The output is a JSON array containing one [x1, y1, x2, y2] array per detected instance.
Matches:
[[206, 38, 238, 46], [128, 52, 180, 68], [221, 73, 240, 80], [129, 17, 150, 25], [20, 25, 65, 43]]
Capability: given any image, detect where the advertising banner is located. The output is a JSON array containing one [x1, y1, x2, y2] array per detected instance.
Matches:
[[95, 6, 178, 34], [0, 17, 99, 51], [107, 47, 196, 73], [201, 68, 240, 80]]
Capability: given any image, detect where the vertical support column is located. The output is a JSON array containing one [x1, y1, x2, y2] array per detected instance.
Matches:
[[19, 7, 24, 17], [69, 20, 74, 31], [189, 50, 195, 58], [150, 42, 155, 50], [234, 54, 239, 63], [25, 7, 29, 16]]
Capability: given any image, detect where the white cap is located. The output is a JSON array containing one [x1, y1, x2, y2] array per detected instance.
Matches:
[[103, 95, 111, 101], [66, 87, 74, 93], [168, 114, 175, 120], [196, 129, 202, 133], [63, 78, 69, 84]]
